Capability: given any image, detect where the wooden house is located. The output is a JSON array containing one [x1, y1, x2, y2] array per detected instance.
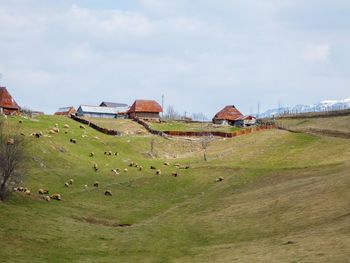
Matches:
[[0, 87, 20, 115], [127, 100, 162, 120], [212, 105, 243, 125], [54, 106, 77, 116], [76, 105, 127, 119]]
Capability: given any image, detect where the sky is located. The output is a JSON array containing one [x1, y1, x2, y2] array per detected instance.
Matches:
[[0, 0, 349, 117]]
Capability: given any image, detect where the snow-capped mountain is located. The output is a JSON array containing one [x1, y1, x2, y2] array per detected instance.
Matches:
[[259, 98, 350, 118]]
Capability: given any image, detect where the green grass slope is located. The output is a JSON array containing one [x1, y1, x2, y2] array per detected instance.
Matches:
[[0, 115, 350, 262]]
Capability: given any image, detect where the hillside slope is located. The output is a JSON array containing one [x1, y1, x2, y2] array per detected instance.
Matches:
[[0, 115, 350, 262]]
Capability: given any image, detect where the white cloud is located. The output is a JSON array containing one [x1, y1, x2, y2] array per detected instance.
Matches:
[[303, 44, 331, 62]]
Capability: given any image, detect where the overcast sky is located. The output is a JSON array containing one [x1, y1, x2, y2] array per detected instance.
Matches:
[[0, 0, 349, 117]]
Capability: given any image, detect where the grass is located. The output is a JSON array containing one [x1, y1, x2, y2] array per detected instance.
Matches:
[[0, 115, 350, 262], [147, 120, 242, 132]]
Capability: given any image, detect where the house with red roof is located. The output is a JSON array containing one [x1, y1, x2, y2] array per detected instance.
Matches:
[[0, 87, 20, 115], [127, 100, 162, 121], [213, 105, 256, 127]]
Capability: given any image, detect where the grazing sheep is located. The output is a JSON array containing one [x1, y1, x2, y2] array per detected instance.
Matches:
[[172, 172, 178, 177], [111, 169, 119, 175], [179, 166, 190, 169], [6, 138, 15, 145], [80, 125, 86, 129], [38, 189, 45, 195], [64, 182, 69, 187], [156, 169, 161, 175], [129, 162, 135, 167], [69, 179, 74, 185], [43, 189, 49, 194], [64, 124, 70, 128], [17, 187, 24, 192], [70, 138, 77, 144], [90, 152, 94, 157], [19, 120, 23, 124], [49, 130, 56, 134], [174, 163, 181, 167], [51, 193, 61, 201], [93, 163, 98, 172], [93, 181, 99, 187], [44, 195, 51, 202], [150, 166, 156, 170], [215, 176, 224, 182], [53, 127, 60, 133], [35, 132, 42, 138], [164, 162, 170, 166], [138, 166, 143, 171], [20, 132, 26, 136], [13, 187, 18, 192], [24, 189, 31, 195], [104, 190, 112, 196], [124, 168, 128, 172], [114, 152, 119, 156], [108, 151, 112, 156], [84, 184, 88, 189]]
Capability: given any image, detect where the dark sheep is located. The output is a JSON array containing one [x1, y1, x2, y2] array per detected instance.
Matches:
[[150, 166, 156, 170], [93, 181, 99, 187], [51, 193, 61, 201], [104, 190, 112, 196], [70, 138, 77, 144], [215, 176, 224, 182], [172, 172, 178, 177]]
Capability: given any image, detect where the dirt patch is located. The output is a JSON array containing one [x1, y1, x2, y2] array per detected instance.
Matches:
[[73, 216, 132, 228]]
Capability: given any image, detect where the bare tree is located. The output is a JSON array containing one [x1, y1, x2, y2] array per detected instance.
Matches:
[[200, 134, 213, 161], [191, 112, 208, 121], [0, 120, 25, 201], [20, 107, 33, 118], [164, 106, 180, 120]]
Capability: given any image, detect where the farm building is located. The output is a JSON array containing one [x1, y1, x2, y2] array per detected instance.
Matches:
[[128, 100, 162, 120], [100, 101, 128, 108], [77, 105, 127, 119], [235, 115, 257, 127], [0, 87, 20, 115], [213, 105, 256, 127], [54, 106, 77, 116]]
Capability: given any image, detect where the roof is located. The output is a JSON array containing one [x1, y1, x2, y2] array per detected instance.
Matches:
[[78, 105, 129, 114], [213, 105, 243, 121], [128, 100, 162, 113], [100, 102, 128, 108], [55, 106, 75, 113], [236, 115, 256, 121], [0, 87, 20, 110]]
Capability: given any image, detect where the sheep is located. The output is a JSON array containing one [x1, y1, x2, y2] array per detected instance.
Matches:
[[138, 166, 143, 171], [70, 138, 77, 144], [172, 172, 178, 177], [51, 193, 61, 201], [150, 166, 156, 170], [124, 168, 128, 172], [104, 151, 107, 155], [35, 132, 42, 138], [6, 138, 15, 145], [93, 163, 98, 172], [43, 195, 51, 202], [111, 169, 119, 175], [108, 151, 112, 156], [164, 162, 170, 166], [129, 162, 135, 167], [64, 124, 70, 128], [93, 181, 99, 187], [69, 179, 74, 185], [43, 189, 49, 194], [174, 163, 181, 167], [24, 189, 31, 195], [13, 187, 18, 192], [53, 127, 60, 133], [49, 130, 56, 134], [104, 190, 112, 196], [64, 182, 69, 187], [215, 176, 224, 182], [84, 184, 88, 189], [90, 152, 94, 157], [19, 120, 23, 124], [80, 125, 86, 129], [17, 187, 24, 192], [156, 169, 161, 175], [38, 189, 45, 195], [114, 152, 119, 156], [20, 132, 26, 136]]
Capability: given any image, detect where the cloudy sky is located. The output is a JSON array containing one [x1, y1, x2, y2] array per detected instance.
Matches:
[[0, 0, 349, 117]]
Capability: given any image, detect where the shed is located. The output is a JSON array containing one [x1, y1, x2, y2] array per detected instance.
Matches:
[[127, 100, 162, 120], [0, 87, 20, 115], [77, 105, 126, 119], [235, 115, 257, 127], [54, 106, 77, 116], [212, 105, 243, 125]]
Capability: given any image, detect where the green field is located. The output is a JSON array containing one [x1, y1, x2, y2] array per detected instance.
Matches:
[[147, 120, 242, 132], [1, 115, 350, 262], [276, 115, 350, 133]]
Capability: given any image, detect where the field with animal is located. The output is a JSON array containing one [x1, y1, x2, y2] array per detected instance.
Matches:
[[0, 115, 350, 262]]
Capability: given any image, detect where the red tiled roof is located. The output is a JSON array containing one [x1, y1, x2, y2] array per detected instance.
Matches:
[[128, 100, 162, 113], [213, 105, 243, 121], [0, 87, 20, 110], [54, 106, 76, 115], [236, 115, 256, 121]]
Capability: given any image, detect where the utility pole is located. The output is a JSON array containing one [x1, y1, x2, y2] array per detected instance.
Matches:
[[161, 94, 164, 119], [257, 101, 260, 119]]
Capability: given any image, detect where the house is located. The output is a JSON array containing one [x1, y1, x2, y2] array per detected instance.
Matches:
[[234, 115, 257, 127], [127, 100, 162, 120], [99, 102, 129, 118], [212, 105, 243, 125], [0, 87, 20, 115], [76, 105, 126, 119], [100, 102, 128, 108], [54, 106, 77, 116]]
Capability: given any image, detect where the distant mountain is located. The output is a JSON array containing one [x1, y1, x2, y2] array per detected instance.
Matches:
[[259, 98, 350, 118]]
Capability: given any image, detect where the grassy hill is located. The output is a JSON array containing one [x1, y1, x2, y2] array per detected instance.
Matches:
[[1, 115, 350, 262], [276, 115, 350, 134]]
